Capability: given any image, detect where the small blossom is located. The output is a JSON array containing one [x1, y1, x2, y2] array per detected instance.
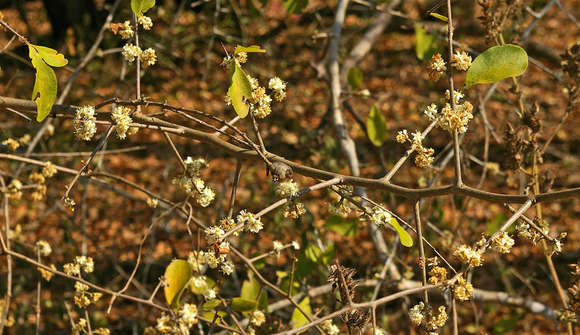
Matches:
[[250, 310, 266, 327], [63, 263, 81, 276], [235, 52, 247, 64], [492, 232, 515, 254], [205, 225, 225, 244], [409, 302, 425, 325], [454, 245, 483, 267], [320, 320, 340, 335], [73, 106, 97, 141], [282, 201, 306, 219], [146, 197, 159, 208], [424, 104, 438, 120], [237, 210, 263, 233], [428, 53, 446, 81], [291, 241, 300, 250], [140, 48, 157, 67], [179, 303, 198, 327], [275, 179, 299, 198], [35, 240, 52, 257], [273, 240, 284, 257], [122, 43, 142, 63], [42, 161, 57, 178], [64, 196, 76, 211], [204, 288, 216, 300], [454, 275, 474, 301], [205, 250, 219, 269], [197, 186, 215, 207], [396, 129, 409, 143], [138, 15, 153, 30], [75, 256, 94, 273], [2, 138, 20, 151], [370, 206, 392, 227], [428, 266, 447, 285], [220, 258, 234, 275], [38, 264, 56, 281], [111, 106, 133, 139], [451, 50, 472, 71], [268, 76, 287, 102], [119, 20, 134, 39]]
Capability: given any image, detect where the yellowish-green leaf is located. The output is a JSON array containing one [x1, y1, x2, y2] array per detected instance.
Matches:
[[131, 0, 155, 16], [430, 13, 448, 22], [231, 297, 257, 312], [28, 46, 58, 122], [366, 104, 388, 147], [31, 45, 68, 67], [291, 297, 311, 333], [202, 299, 221, 310], [465, 44, 528, 88], [240, 272, 268, 310], [234, 45, 266, 54], [163, 259, 192, 308], [388, 218, 413, 247], [414, 24, 438, 61], [323, 215, 358, 237], [228, 62, 252, 118], [347, 67, 363, 90], [284, 0, 308, 14]]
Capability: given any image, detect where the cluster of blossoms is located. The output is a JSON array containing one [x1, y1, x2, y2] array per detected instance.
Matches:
[[1, 134, 30, 151], [275, 179, 299, 198], [64, 196, 76, 211], [64, 255, 95, 276], [428, 53, 447, 81], [268, 76, 287, 102], [491, 231, 515, 254], [115, 16, 157, 67], [28, 172, 46, 201], [188, 247, 234, 276], [396, 129, 435, 168], [155, 303, 198, 334], [454, 274, 474, 301], [320, 320, 341, 335], [111, 106, 138, 139], [368, 205, 393, 227], [409, 302, 448, 334], [451, 50, 472, 71], [327, 188, 359, 218], [35, 240, 52, 257], [423, 90, 474, 134], [72, 318, 110, 335], [73, 106, 97, 141], [4, 179, 22, 202], [73, 281, 103, 308], [172, 157, 215, 207], [272, 240, 300, 257], [250, 310, 266, 327], [454, 245, 484, 267], [275, 179, 307, 219]]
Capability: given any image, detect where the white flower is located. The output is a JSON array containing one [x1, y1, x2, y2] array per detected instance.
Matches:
[[275, 179, 299, 198], [273, 241, 284, 257], [409, 302, 425, 326], [291, 241, 300, 250], [424, 104, 438, 120], [205, 250, 219, 269], [237, 210, 263, 233], [122, 43, 142, 63], [451, 50, 472, 71], [204, 226, 225, 244], [320, 320, 340, 335], [138, 15, 153, 30], [204, 288, 216, 300], [179, 303, 198, 327], [250, 310, 266, 327], [220, 259, 234, 275], [73, 106, 97, 141], [35, 240, 52, 257], [75, 256, 94, 273], [42, 161, 57, 178], [140, 48, 157, 67], [492, 232, 515, 254], [370, 206, 392, 227], [454, 245, 483, 267], [268, 77, 286, 92], [111, 106, 133, 139], [119, 20, 134, 39]]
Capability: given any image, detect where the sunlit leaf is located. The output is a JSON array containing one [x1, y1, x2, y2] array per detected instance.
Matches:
[[28, 46, 58, 122], [227, 62, 252, 118], [163, 259, 192, 308], [430, 13, 448, 22], [284, 0, 308, 14], [231, 297, 257, 312], [31, 45, 68, 67], [388, 218, 413, 247], [366, 104, 388, 147], [240, 272, 268, 310], [291, 297, 311, 333], [131, 0, 155, 17], [202, 299, 221, 310], [347, 67, 363, 90], [234, 45, 266, 54], [465, 44, 528, 88], [414, 24, 438, 61]]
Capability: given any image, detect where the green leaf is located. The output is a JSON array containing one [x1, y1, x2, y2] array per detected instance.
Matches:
[[430, 13, 448, 22], [163, 259, 192, 308], [486, 213, 507, 235], [202, 299, 221, 310], [291, 297, 312, 333], [31, 45, 68, 67], [240, 273, 268, 310], [388, 218, 413, 247], [323, 215, 358, 237], [284, 0, 308, 14], [366, 104, 388, 147], [28, 46, 58, 122], [234, 45, 266, 54], [465, 44, 528, 88], [414, 24, 438, 61], [227, 62, 252, 118], [304, 244, 334, 266], [347, 67, 363, 90], [493, 313, 521, 333], [131, 0, 155, 16], [231, 297, 258, 312]]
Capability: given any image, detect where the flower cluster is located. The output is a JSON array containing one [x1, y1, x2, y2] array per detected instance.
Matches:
[[428, 53, 447, 81], [451, 50, 472, 71], [118, 20, 134, 39], [237, 210, 263, 233], [122, 43, 141, 63], [156, 303, 198, 334], [396, 130, 435, 167], [190, 276, 216, 300], [409, 302, 448, 334], [72, 318, 109, 335], [454, 245, 484, 267], [28, 172, 46, 201], [111, 106, 135, 139], [4, 179, 22, 202], [73, 106, 97, 141], [188, 249, 234, 276], [250, 310, 266, 326], [172, 157, 215, 207], [63, 256, 94, 276], [428, 266, 447, 285], [2, 138, 19, 151], [424, 91, 474, 134], [248, 76, 273, 118], [320, 320, 340, 335], [35, 240, 52, 257], [42, 161, 57, 178], [492, 232, 515, 254], [73, 281, 102, 308], [282, 201, 306, 219], [454, 274, 474, 301], [138, 15, 153, 30], [268, 76, 287, 101], [275, 179, 299, 198], [369, 205, 393, 227]]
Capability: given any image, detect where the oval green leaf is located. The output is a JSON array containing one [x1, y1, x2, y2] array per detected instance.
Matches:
[[291, 297, 311, 332], [228, 62, 252, 118], [131, 0, 155, 17], [366, 104, 388, 147], [347, 67, 363, 90], [323, 215, 358, 237], [388, 218, 413, 247], [163, 259, 192, 308], [465, 44, 528, 88], [231, 297, 258, 312], [414, 24, 437, 61], [29, 46, 58, 122], [31, 45, 68, 67], [234, 45, 266, 54]]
